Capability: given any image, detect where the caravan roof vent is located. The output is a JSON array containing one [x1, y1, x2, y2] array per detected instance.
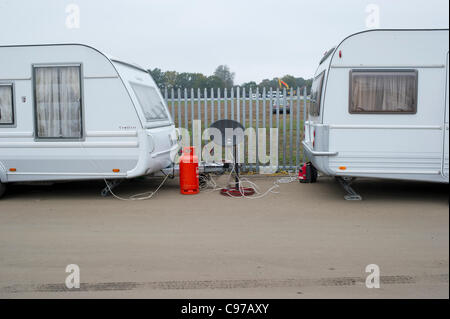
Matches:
[[319, 47, 336, 65]]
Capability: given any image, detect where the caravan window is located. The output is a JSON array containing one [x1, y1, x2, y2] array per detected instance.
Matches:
[[33, 65, 82, 139], [130, 83, 169, 122], [309, 71, 325, 117], [0, 84, 14, 125], [350, 70, 418, 114]]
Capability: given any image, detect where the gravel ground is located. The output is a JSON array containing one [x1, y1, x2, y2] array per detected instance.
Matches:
[[0, 175, 448, 298]]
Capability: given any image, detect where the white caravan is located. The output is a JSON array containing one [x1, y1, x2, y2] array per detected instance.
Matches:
[[0, 44, 178, 197], [302, 29, 449, 198]]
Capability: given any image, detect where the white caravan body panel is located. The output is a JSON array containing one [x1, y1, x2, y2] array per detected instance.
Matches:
[[0, 44, 178, 183], [303, 29, 449, 183]]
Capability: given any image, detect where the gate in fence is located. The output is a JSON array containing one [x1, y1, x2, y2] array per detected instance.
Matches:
[[163, 87, 309, 173]]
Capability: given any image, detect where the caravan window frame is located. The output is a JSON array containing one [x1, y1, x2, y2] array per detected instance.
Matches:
[[129, 81, 170, 123], [32, 63, 85, 141], [349, 69, 418, 114], [0, 82, 15, 127], [309, 70, 326, 117]]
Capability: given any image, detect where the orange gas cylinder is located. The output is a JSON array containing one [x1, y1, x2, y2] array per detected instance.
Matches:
[[179, 146, 199, 195]]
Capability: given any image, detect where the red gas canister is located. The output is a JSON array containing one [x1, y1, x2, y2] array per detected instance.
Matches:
[[179, 147, 199, 195]]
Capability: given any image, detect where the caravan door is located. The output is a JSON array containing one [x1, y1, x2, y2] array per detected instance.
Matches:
[[443, 52, 449, 178]]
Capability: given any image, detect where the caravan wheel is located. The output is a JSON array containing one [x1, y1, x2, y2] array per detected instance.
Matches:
[[311, 165, 318, 183], [0, 182, 5, 198]]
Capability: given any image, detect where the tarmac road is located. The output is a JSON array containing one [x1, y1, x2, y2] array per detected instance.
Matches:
[[0, 176, 448, 298]]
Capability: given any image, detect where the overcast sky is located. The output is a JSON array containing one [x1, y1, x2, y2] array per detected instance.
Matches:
[[0, 0, 448, 83]]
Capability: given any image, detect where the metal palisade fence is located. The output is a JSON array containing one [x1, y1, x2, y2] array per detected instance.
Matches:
[[163, 87, 310, 173]]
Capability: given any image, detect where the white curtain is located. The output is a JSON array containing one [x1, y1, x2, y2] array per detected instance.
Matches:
[[35, 66, 81, 138], [0, 86, 13, 124], [351, 72, 416, 113], [59, 67, 82, 137]]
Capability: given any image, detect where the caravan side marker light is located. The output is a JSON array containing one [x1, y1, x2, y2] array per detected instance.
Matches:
[[112, 169, 120, 173], [9, 168, 17, 172], [339, 166, 347, 170], [339, 50, 342, 58], [313, 129, 316, 148]]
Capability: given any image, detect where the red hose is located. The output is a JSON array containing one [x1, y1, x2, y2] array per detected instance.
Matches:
[[220, 187, 255, 197]]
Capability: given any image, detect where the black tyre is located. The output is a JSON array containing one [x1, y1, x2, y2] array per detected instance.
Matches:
[[310, 165, 318, 183], [0, 182, 6, 198]]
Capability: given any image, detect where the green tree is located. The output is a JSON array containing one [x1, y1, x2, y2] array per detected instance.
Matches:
[[175, 72, 192, 90], [190, 73, 209, 90], [304, 78, 313, 94], [148, 65, 312, 96], [164, 71, 178, 89], [148, 68, 165, 88], [213, 65, 235, 88], [241, 81, 258, 91], [294, 77, 306, 89], [259, 78, 279, 91], [281, 75, 297, 89], [206, 75, 225, 89]]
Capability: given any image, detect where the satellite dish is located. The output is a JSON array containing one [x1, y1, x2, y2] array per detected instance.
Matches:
[[208, 119, 254, 197], [208, 119, 245, 147]]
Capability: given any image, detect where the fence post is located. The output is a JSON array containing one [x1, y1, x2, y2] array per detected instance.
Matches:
[[242, 87, 246, 171], [255, 87, 260, 173], [269, 87, 273, 129], [191, 88, 195, 145], [197, 87, 201, 122], [262, 87, 267, 172], [262, 87, 266, 129], [282, 87, 287, 171], [303, 86, 307, 163], [217, 88, 221, 121], [249, 88, 253, 171], [198, 88, 202, 158], [177, 88, 182, 129], [231, 87, 235, 121], [296, 87, 300, 168], [237, 86, 240, 124], [170, 88, 175, 121], [236, 86, 241, 168], [224, 87, 228, 120], [210, 87, 215, 126], [204, 88, 208, 130], [184, 88, 188, 131], [193, 88, 201, 160], [276, 88, 280, 170], [289, 87, 294, 171]]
